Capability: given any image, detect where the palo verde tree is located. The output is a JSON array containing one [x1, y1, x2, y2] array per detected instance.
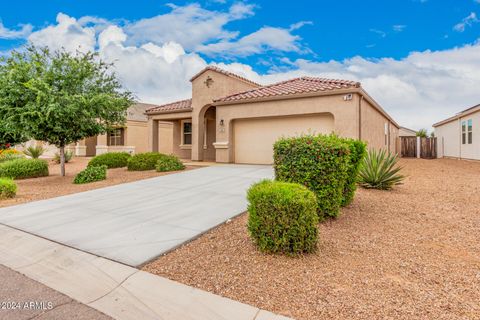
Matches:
[[0, 46, 134, 175]]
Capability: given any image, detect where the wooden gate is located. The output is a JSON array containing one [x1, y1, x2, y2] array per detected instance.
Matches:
[[401, 137, 417, 157], [400, 137, 437, 159]]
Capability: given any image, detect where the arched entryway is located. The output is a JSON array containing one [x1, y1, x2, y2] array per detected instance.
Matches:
[[202, 106, 217, 161]]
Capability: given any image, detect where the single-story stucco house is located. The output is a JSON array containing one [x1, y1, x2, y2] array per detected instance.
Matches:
[[399, 127, 417, 137], [145, 66, 400, 164], [18, 103, 152, 157], [433, 104, 479, 160]]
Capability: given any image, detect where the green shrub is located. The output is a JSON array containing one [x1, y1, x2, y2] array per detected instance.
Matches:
[[24, 145, 45, 159], [274, 134, 350, 219], [0, 178, 17, 199], [247, 180, 318, 255], [127, 152, 166, 171], [358, 149, 405, 190], [0, 158, 49, 180], [88, 152, 131, 169], [73, 165, 107, 184], [341, 139, 367, 206], [54, 150, 73, 164], [155, 155, 185, 172]]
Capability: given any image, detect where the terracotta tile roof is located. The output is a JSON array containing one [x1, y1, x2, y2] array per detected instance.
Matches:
[[214, 77, 361, 103], [190, 66, 260, 87], [145, 99, 192, 114]]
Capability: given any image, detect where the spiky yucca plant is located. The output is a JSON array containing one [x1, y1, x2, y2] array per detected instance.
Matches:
[[24, 145, 45, 159], [358, 149, 405, 190]]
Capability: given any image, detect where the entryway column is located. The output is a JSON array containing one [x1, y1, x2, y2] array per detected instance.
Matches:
[[191, 112, 204, 161], [147, 118, 159, 152], [75, 140, 87, 157]]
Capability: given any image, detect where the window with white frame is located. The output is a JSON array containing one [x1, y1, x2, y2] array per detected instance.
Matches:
[[467, 119, 473, 144], [182, 120, 192, 145], [461, 120, 472, 144]]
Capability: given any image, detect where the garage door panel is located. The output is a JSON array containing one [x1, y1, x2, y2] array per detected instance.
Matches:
[[234, 114, 334, 164]]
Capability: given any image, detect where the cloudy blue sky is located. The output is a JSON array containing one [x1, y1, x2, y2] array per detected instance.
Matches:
[[1, 0, 480, 129]]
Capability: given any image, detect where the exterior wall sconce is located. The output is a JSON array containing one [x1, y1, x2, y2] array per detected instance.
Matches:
[[219, 119, 225, 132]]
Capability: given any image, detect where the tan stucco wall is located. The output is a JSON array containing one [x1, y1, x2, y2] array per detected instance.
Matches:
[[158, 122, 173, 154], [124, 120, 148, 153], [435, 110, 479, 160], [399, 127, 416, 137], [360, 98, 398, 153]]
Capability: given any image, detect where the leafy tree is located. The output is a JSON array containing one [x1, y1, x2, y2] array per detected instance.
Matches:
[[416, 128, 428, 138], [0, 46, 134, 176], [0, 122, 28, 150]]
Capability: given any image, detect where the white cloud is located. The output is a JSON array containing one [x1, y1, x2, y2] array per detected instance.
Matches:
[[197, 26, 304, 57], [453, 12, 479, 32], [393, 25, 406, 32], [370, 28, 386, 38], [28, 13, 96, 52], [125, 3, 253, 50], [0, 22, 32, 39]]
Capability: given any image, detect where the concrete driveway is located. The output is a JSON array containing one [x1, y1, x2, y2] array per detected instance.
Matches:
[[0, 165, 272, 267]]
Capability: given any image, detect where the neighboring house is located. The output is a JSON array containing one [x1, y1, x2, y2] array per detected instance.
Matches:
[[146, 66, 400, 164], [399, 127, 417, 137], [17, 103, 152, 157], [433, 104, 479, 160]]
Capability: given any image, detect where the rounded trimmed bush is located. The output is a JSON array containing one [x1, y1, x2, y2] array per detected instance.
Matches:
[[274, 134, 350, 219], [155, 155, 185, 172], [74, 165, 107, 184], [0, 158, 49, 180], [88, 152, 131, 169], [0, 178, 17, 199], [247, 179, 319, 255], [127, 152, 166, 171]]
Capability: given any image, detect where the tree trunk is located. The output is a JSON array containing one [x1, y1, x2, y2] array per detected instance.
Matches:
[[59, 146, 66, 177]]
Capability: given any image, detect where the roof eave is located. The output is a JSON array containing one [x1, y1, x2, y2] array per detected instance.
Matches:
[[145, 108, 193, 116], [433, 105, 480, 127]]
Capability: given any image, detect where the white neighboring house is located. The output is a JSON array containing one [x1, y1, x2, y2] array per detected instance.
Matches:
[[399, 127, 417, 137], [433, 104, 479, 160]]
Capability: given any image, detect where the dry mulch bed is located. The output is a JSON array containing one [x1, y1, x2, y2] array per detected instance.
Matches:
[[144, 158, 480, 320], [0, 157, 195, 208]]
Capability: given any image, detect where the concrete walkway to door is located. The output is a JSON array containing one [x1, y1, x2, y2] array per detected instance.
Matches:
[[0, 165, 273, 267]]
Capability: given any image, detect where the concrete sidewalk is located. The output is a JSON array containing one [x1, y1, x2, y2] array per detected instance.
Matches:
[[0, 225, 291, 320], [0, 165, 273, 266], [0, 265, 112, 320]]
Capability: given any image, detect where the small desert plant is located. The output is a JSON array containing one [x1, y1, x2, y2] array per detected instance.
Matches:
[[358, 149, 405, 190], [127, 152, 166, 171], [0, 158, 49, 180], [88, 152, 131, 169], [155, 155, 185, 172], [54, 150, 73, 164], [73, 165, 107, 184], [247, 180, 319, 255], [0, 178, 17, 199], [24, 145, 45, 159]]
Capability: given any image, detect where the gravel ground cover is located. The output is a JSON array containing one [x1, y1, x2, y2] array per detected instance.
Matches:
[[0, 157, 195, 208], [144, 158, 480, 320]]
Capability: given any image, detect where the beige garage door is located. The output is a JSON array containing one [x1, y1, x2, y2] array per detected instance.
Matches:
[[234, 114, 334, 164]]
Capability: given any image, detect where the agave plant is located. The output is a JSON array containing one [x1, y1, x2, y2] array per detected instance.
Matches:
[[24, 145, 45, 159], [54, 150, 73, 164], [358, 149, 405, 190]]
